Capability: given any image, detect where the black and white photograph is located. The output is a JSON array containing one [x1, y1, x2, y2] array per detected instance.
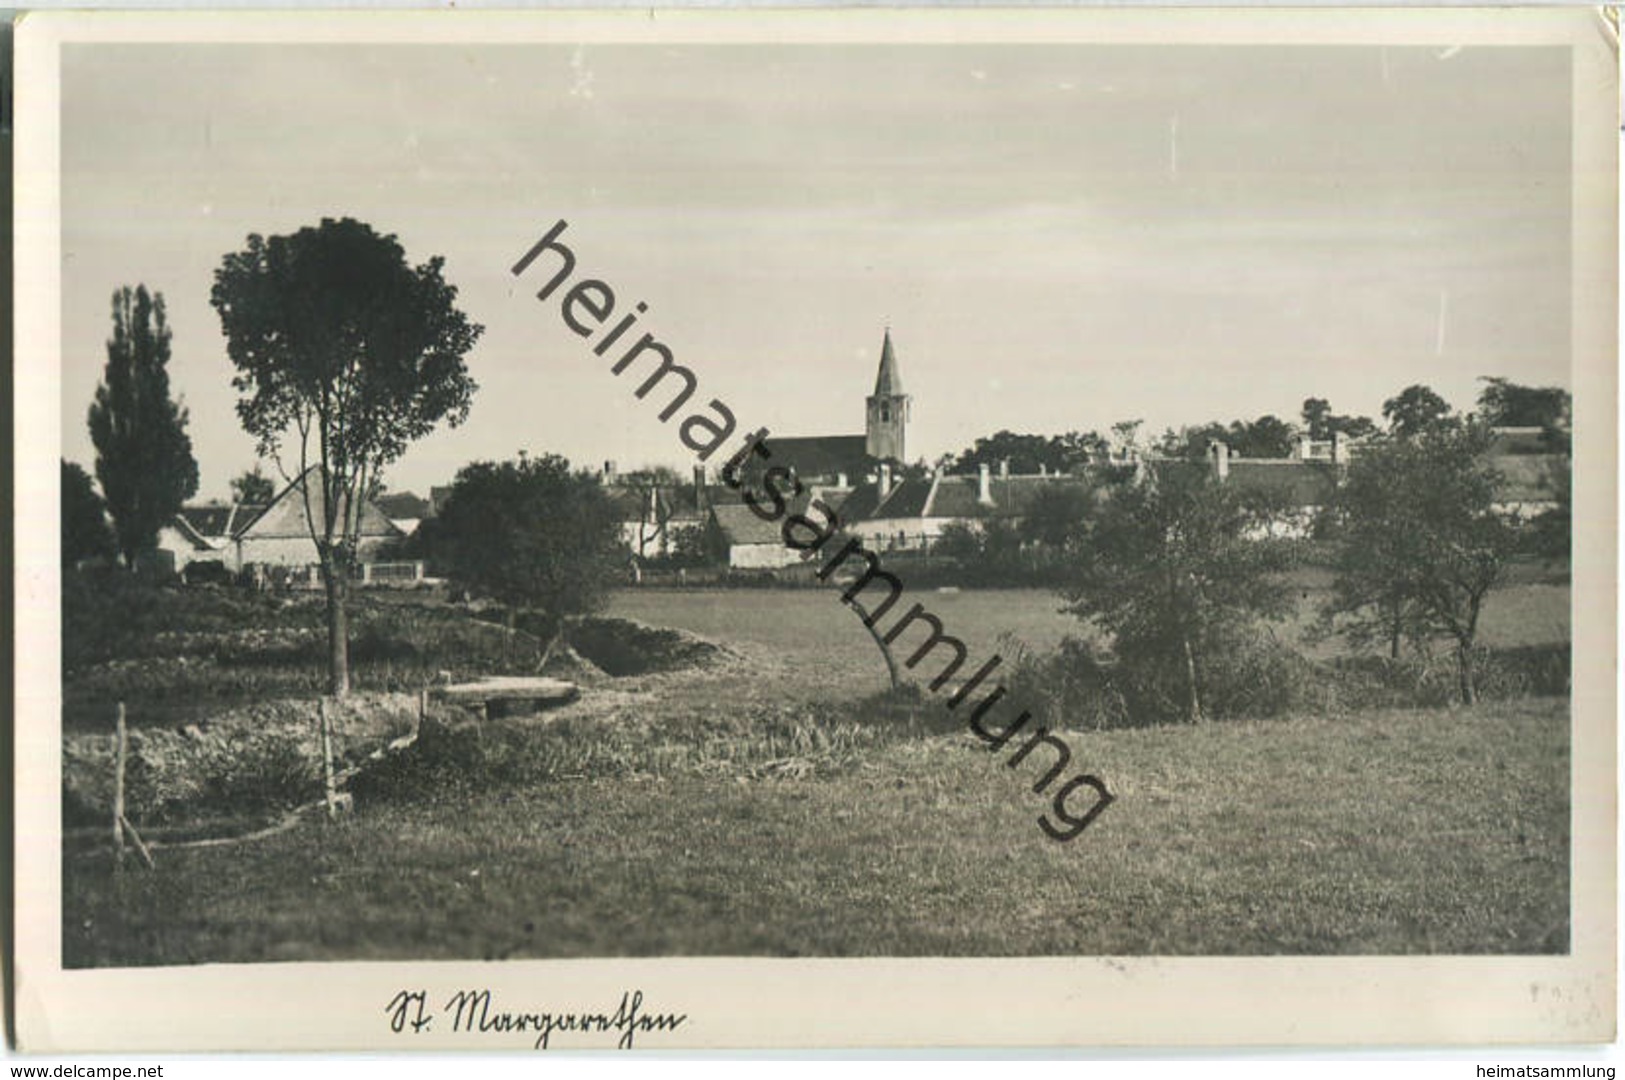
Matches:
[[12, 7, 1617, 1052]]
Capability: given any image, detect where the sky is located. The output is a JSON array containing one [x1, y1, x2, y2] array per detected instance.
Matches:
[[59, 39, 1574, 501]]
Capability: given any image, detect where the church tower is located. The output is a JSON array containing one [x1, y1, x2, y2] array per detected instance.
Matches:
[[865, 328, 910, 462]]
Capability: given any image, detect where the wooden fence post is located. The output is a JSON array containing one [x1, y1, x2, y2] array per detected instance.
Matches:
[[319, 697, 337, 821], [113, 702, 127, 867]]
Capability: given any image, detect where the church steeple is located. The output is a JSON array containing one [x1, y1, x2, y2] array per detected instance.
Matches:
[[874, 328, 904, 397], [865, 328, 910, 461]]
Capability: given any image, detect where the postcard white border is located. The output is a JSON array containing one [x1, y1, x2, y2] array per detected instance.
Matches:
[[12, 7, 1618, 1051]]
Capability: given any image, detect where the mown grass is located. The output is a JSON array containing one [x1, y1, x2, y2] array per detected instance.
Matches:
[[64, 696, 1567, 964], [609, 577, 1571, 698]]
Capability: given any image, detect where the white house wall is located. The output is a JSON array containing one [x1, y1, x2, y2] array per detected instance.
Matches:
[[728, 542, 805, 569]]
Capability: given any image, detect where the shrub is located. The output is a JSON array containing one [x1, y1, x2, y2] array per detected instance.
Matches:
[[1328, 642, 1570, 710], [999, 634, 1571, 733], [1003, 629, 1331, 731]]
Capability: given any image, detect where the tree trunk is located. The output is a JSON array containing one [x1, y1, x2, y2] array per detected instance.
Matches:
[[1181, 633, 1203, 724], [321, 555, 351, 697], [1455, 639, 1477, 706], [849, 599, 902, 691], [1388, 603, 1402, 660]]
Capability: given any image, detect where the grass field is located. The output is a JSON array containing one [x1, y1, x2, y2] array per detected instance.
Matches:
[[609, 579, 1571, 691], [61, 575, 1572, 964], [64, 695, 1568, 963], [607, 587, 1079, 700]]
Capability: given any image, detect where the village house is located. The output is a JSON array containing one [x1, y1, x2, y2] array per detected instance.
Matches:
[[159, 470, 414, 585], [1202, 424, 1564, 534], [154, 502, 265, 578], [601, 463, 712, 561], [830, 459, 1102, 554], [374, 491, 434, 537]]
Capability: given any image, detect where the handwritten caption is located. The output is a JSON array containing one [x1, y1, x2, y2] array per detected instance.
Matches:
[[386, 988, 687, 1050]]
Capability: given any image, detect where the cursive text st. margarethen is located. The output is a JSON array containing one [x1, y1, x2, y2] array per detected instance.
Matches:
[[386, 988, 687, 1050]]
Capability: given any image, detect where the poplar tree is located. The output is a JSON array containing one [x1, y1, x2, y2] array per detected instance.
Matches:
[[87, 286, 199, 570]]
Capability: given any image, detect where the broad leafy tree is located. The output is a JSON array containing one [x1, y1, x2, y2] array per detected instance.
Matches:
[[1060, 467, 1295, 724], [61, 459, 116, 568], [87, 286, 199, 569], [212, 217, 482, 695], [950, 429, 1107, 475], [1158, 415, 1297, 461], [1382, 384, 1454, 439], [1018, 482, 1101, 554], [230, 465, 277, 505], [1301, 397, 1334, 441], [1300, 398, 1377, 442], [430, 454, 624, 664], [1476, 377, 1572, 451], [1326, 423, 1514, 703]]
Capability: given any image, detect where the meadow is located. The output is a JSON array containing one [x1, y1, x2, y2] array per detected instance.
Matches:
[[608, 574, 1571, 693], [65, 696, 1568, 962], [61, 571, 1572, 964]]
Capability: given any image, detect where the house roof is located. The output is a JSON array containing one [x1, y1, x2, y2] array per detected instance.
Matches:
[[1489, 426, 1552, 455], [163, 515, 217, 551], [176, 502, 270, 541], [838, 477, 929, 522], [920, 473, 1099, 520], [604, 481, 710, 524], [1492, 454, 1564, 503], [712, 502, 792, 546], [760, 434, 872, 479], [236, 472, 401, 541], [711, 483, 844, 545], [375, 492, 432, 520], [605, 487, 653, 520], [1223, 460, 1339, 508], [178, 505, 234, 538]]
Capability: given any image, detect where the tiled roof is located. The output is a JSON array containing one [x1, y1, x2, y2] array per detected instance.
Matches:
[[165, 515, 216, 551], [178, 505, 234, 538], [604, 481, 711, 523], [226, 503, 269, 536], [712, 487, 839, 547], [1492, 454, 1564, 503], [758, 434, 872, 479], [923, 474, 1098, 519], [1223, 460, 1338, 508], [375, 492, 432, 520], [1488, 427, 1552, 455], [712, 502, 791, 546], [237, 471, 400, 540]]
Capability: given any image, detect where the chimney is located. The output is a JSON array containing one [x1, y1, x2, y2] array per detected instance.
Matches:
[[999, 458, 1010, 479], [1038, 463, 1047, 477], [1210, 441, 1230, 481], [879, 463, 892, 499], [1294, 435, 1313, 462], [1332, 430, 1349, 466], [692, 464, 706, 508], [978, 462, 994, 505], [603, 460, 618, 484], [836, 471, 848, 489]]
